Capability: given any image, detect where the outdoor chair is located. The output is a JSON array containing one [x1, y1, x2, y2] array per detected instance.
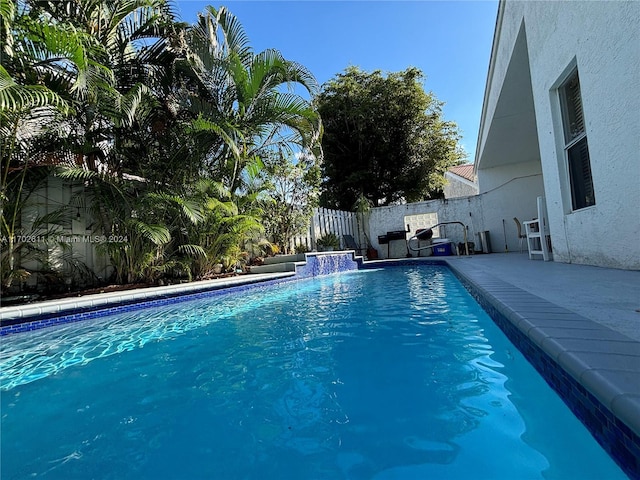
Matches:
[[513, 217, 527, 253], [342, 234, 365, 256]]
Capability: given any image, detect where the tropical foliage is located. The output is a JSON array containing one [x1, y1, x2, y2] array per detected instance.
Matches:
[[259, 150, 321, 254], [0, 1, 322, 291]]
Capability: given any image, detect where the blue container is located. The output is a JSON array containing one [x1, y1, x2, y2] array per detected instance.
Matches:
[[432, 240, 452, 256]]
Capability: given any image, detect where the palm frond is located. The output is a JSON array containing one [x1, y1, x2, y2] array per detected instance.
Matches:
[[192, 177, 231, 200], [244, 155, 264, 183], [54, 166, 129, 206], [0, 65, 69, 112], [189, 115, 242, 161], [1, 0, 15, 56], [177, 243, 207, 258], [54, 165, 100, 182], [129, 218, 171, 245], [197, 6, 252, 62], [204, 197, 238, 217], [146, 191, 205, 224], [221, 213, 264, 236], [0, 0, 14, 24]]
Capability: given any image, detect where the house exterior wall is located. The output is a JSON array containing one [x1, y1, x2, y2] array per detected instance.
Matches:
[[477, 160, 542, 195], [478, 0, 640, 269], [443, 173, 479, 199], [524, 0, 640, 269], [478, 168, 545, 252]]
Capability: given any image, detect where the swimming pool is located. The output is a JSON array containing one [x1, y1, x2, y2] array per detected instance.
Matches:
[[0, 265, 626, 479]]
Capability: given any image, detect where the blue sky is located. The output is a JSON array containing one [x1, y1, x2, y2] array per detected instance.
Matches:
[[175, 1, 499, 162]]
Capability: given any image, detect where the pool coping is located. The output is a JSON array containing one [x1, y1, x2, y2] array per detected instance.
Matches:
[[0, 272, 296, 329], [366, 258, 640, 429], [1, 254, 638, 477], [0, 252, 363, 333], [439, 258, 640, 478]]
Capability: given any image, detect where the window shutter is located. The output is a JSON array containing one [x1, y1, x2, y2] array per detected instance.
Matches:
[[562, 74, 585, 143], [568, 137, 595, 209], [560, 70, 595, 211]]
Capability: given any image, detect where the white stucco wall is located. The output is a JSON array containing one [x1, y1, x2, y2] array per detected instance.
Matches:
[[478, 170, 545, 253], [477, 160, 542, 195], [367, 172, 544, 259], [523, 0, 640, 269], [443, 174, 479, 199], [368, 199, 478, 259], [478, 0, 640, 269]]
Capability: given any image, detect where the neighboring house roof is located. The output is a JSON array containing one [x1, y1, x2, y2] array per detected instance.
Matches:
[[447, 164, 476, 183]]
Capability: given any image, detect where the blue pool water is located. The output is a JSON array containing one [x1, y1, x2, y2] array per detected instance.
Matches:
[[0, 266, 626, 479]]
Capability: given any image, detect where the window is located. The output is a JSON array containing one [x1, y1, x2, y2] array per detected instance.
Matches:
[[559, 71, 595, 210]]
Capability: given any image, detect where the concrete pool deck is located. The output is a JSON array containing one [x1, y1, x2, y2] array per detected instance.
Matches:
[[445, 253, 640, 342]]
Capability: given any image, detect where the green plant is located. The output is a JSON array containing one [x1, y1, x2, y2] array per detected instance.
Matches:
[[294, 243, 309, 254], [260, 150, 320, 254], [353, 193, 373, 248], [316, 233, 340, 249], [185, 6, 322, 195], [1, 1, 325, 290]]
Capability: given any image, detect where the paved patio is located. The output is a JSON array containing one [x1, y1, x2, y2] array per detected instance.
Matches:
[[445, 252, 640, 342]]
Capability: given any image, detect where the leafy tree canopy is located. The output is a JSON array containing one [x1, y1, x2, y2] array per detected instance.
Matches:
[[316, 66, 465, 210]]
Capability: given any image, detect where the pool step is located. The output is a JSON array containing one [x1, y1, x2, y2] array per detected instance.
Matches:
[[263, 254, 307, 265], [248, 251, 364, 275], [247, 261, 305, 274]]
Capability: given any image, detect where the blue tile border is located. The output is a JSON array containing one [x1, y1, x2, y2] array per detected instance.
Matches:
[[360, 258, 447, 269], [0, 276, 294, 335], [474, 288, 639, 478], [0, 252, 361, 335]]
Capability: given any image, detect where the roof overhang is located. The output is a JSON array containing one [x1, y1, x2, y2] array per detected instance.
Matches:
[[475, 15, 541, 171]]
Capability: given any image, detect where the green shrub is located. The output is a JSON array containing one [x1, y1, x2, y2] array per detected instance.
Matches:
[[316, 233, 340, 248]]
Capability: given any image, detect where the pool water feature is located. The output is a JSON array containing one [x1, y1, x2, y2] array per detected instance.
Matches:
[[0, 265, 626, 479]]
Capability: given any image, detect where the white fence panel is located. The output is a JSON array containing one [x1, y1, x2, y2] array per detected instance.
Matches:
[[289, 208, 362, 252]]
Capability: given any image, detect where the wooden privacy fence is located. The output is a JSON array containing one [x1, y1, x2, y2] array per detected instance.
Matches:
[[289, 208, 362, 252]]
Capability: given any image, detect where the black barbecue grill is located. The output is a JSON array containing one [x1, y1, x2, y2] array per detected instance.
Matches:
[[378, 230, 409, 257]]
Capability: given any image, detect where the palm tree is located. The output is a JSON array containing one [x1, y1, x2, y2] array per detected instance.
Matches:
[[183, 6, 323, 194], [1, 0, 84, 287], [1, 0, 183, 287], [26, 0, 180, 175], [2, 2, 323, 288]]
